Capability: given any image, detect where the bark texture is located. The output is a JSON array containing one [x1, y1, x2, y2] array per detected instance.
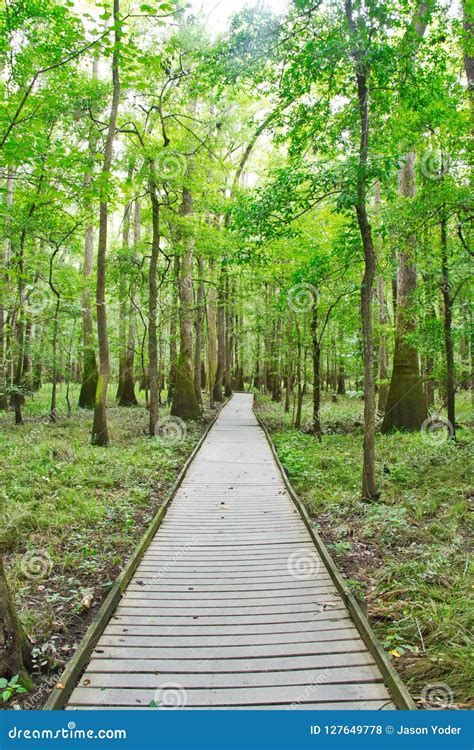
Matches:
[[381, 150, 428, 432], [79, 60, 99, 410], [345, 0, 379, 499], [91, 0, 121, 446], [0, 555, 33, 684], [171, 188, 202, 420]]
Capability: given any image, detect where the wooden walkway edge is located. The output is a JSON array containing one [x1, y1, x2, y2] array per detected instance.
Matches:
[[45, 393, 415, 710]]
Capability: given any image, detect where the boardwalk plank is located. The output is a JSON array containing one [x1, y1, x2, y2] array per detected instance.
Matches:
[[85, 651, 378, 673], [76, 666, 383, 689], [68, 683, 391, 707], [65, 393, 399, 710]]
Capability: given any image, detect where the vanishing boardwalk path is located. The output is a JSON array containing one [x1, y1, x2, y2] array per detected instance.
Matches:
[[67, 393, 397, 710]]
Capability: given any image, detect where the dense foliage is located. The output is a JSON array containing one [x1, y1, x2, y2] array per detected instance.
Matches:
[[0, 0, 472, 707]]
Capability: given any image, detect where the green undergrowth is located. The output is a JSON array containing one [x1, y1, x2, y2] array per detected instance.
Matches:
[[257, 392, 473, 709], [0, 383, 210, 706]]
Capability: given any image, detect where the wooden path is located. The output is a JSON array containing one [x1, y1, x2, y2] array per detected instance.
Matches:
[[66, 393, 400, 710]]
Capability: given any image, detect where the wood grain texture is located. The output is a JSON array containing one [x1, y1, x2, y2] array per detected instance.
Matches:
[[66, 393, 396, 710]]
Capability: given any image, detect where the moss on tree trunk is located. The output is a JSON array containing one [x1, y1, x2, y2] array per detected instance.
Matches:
[[0, 556, 33, 686], [79, 348, 98, 411], [171, 353, 202, 420]]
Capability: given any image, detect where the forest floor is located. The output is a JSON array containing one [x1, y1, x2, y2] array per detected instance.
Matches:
[[0, 384, 215, 709], [1, 386, 472, 710], [256, 391, 473, 710]]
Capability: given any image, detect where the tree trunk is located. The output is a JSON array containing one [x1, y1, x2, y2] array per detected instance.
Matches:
[[0, 555, 33, 685], [79, 60, 99, 410], [91, 0, 121, 446], [284, 365, 292, 412], [294, 322, 303, 429], [462, 0, 474, 140], [207, 263, 218, 408], [263, 290, 272, 393], [167, 256, 179, 404], [440, 212, 456, 437], [381, 2, 431, 431], [118, 194, 138, 407], [381, 150, 428, 432], [377, 275, 388, 412], [48, 247, 61, 422], [171, 188, 202, 420], [116, 194, 132, 402], [224, 275, 233, 398], [148, 186, 159, 436], [424, 355, 435, 407], [11, 229, 29, 425], [0, 168, 13, 410], [345, 0, 379, 499], [193, 256, 205, 404], [311, 305, 322, 440], [253, 333, 261, 390], [337, 361, 346, 395], [271, 318, 282, 402], [234, 309, 245, 390], [213, 265, 225, 403], [422, 271, 437, 406]]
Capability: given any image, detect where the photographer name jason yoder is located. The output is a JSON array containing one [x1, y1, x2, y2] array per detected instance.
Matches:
[[398, 726, 462, 735]]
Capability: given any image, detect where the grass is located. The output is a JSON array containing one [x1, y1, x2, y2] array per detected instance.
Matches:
[[256, 390, 474, 709], [2, 381, 472, 709], [0, 382, 212, 707]]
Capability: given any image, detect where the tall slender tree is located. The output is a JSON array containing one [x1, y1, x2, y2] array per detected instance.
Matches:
[[91, 0, 121, 446]]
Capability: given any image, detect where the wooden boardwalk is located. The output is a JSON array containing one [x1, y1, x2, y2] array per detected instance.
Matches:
[[66, 393, 398, 710]]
